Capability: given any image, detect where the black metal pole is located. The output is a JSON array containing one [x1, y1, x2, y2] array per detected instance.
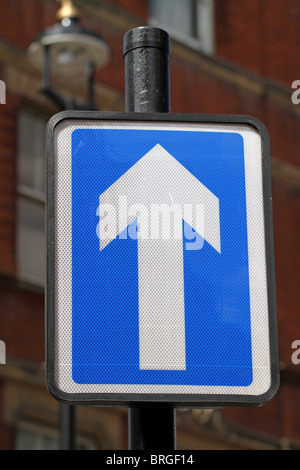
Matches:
[[123, 26, 176, 451], [60, 404, 76, 450], [128, 407, 176, 451], [124, 26, 170, 113]]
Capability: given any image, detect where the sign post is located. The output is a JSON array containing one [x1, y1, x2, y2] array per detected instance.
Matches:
[[46, 28, 279, 451], [123, 26, 176, 451]]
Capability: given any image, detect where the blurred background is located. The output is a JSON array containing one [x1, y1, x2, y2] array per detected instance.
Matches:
[[0, 0, 299, 450]]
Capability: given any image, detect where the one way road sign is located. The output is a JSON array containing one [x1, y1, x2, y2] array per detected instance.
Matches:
[[46, 112, 279, 407], [99, 143, 220, 371]]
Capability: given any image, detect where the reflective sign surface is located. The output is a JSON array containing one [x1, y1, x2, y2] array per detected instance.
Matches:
[[47, 113, 279, 406]]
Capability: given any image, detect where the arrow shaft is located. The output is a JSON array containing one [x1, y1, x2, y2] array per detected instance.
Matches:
[[137, 236, 186, 370]]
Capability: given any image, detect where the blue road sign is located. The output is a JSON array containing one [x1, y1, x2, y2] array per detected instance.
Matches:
[[47, 113, 279, 406]]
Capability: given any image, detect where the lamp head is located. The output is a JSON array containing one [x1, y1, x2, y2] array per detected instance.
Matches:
[[28, 1, 110, 89]]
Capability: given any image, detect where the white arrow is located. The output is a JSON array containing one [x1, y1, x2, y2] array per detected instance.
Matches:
[[99, 144, 220, 370]]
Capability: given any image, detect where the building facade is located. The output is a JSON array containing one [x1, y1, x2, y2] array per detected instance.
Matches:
[[0, 0, 299, 450]]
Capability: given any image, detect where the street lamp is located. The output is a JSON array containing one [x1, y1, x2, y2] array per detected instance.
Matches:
[[28, 0, 110, 110], [27, 0, 111, 450]]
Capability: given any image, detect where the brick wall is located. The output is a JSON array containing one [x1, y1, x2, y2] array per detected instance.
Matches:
[[272, 179, 300, 364], [0, 383, 14, 450], [0, 1, 298, 357], [105, 0, 147, 18], [0, 278, 44, 362], [0, 88, 19, 277], [215, 0, 300, 87], [0, 0, 57, 50], [1, 0, 298, 90]]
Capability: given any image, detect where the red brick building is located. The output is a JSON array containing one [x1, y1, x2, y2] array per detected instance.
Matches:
[[0, 0, 299, 450]]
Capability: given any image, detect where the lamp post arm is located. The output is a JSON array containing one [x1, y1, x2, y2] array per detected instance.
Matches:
[[40, 45, 97, 111], [40, 45, 68, 109]]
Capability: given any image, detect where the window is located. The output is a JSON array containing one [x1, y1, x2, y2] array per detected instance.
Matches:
[[15, 422, 97, 450], [17, 110, 47, 286], [147, 0, 214, 54], [16, 425, 59, 450]]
